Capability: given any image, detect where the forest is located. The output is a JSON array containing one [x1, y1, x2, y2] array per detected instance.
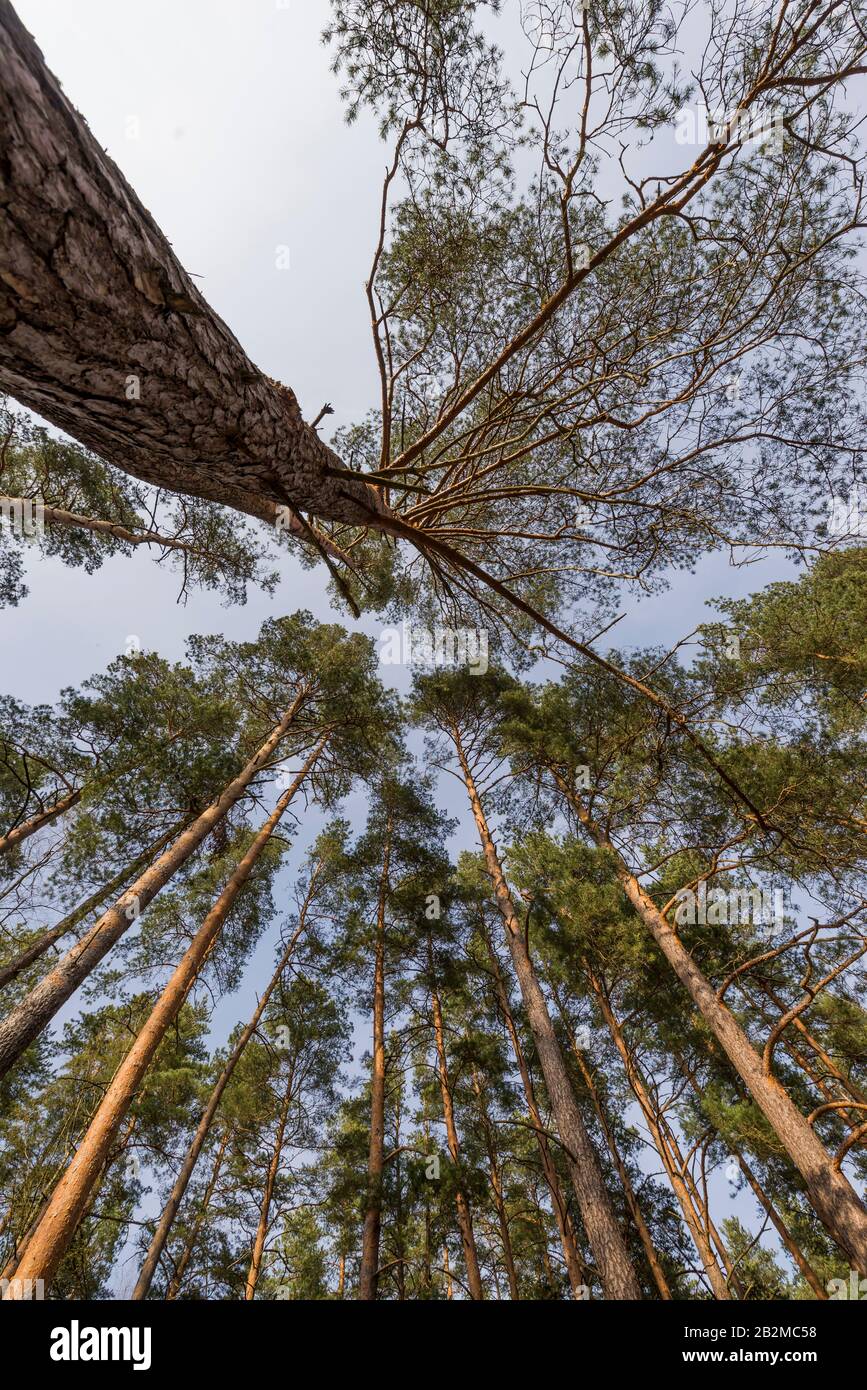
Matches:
[[0, 0, 866, 1305]]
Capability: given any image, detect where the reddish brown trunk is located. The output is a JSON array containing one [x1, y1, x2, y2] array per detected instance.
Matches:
[[0, 787, 81, 860], [737, 1152, 828, 1299], [0, 817, 189, 993], [0, 3, 383, 531]]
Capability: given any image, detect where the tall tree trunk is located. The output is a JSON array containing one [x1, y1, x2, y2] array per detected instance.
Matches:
[[430, 975, 485, 1300], [583, 965, 732, 1299], [555, 775, 867, 1275], [561, 1004, 672, 1300], [479, 923, 588, 1297], [165, 1130, 229, 1301], [0, 692, 306, 1081], [0, 1, 385, 532], [471, 1067, 519, 1299], [358, 818, 392, 1302], [3, 756, 313, 1298], [245, 1062, 295, 1300], [0, 816, 190, 993], [456, 737, 641, 1299], [132, 838, 324, 1299]]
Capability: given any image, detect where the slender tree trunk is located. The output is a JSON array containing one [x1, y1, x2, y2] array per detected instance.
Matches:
[[471, 1067, 519, 1299], [0, 817, 189, 992], [430, 976, 485, 1300], [443, 1244, 453, 1299], [676, 1056, 830, 1300], [245, 1062, 295, 1300], [165, 1130, 229, 1301], [737, 1152, 828, 1300], [556, 775, 867, 1275], [131, 834, 323, 1299], [583, 965, 732, 1299], [336, 1254, 346, 1299], [480, 923, 588, 1297], [358, 819, 392, 1301], [0, 692, 306, 1081], [0, 787, 81, 860], [456, 738, 641, 1299], [3, 756, 312, 1298], [683, 1144, 744, 1299], [562, 1005, 672, 1299]]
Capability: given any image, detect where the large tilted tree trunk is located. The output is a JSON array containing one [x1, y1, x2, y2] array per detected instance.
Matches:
[[0, 817, 189, 993], [358, 821, 392, 1302], [0, 1, 386, 533], [555, 775, 867, 1275], [479, 924, 588, 1298], [245, 1062, 295, 1301], [3, 758, 315, 1298], [0, 693, 306, 1081], [0, 787, 82, 861], [455, 739, 641, 1300], [429, 972, 485, 1300], [131, 789, 326, 1300]]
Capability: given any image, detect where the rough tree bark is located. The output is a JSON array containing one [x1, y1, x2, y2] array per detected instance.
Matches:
[[561, 1006, 672, 1300], [0, 2, 387, 531], [480, 923, 588, 1298]]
